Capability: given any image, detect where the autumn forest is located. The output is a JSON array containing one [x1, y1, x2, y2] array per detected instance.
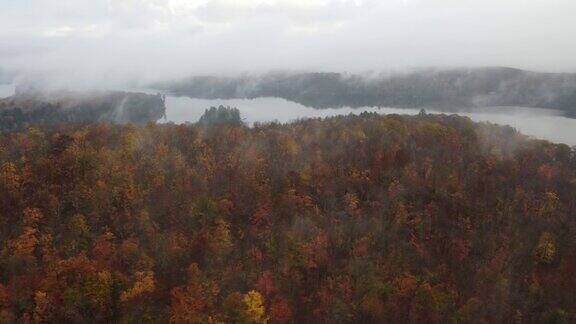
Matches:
[[0, 112, 574, 323]]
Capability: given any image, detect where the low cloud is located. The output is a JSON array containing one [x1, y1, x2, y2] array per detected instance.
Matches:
[[1, 0, 575, 88]]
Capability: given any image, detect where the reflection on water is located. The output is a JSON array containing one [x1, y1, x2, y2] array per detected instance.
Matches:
[[162, 96, 576, 146], [2, 82, 575, 146], [163, 97, 394, 125]]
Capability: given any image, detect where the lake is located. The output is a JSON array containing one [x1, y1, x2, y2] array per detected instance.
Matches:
[[162, 96, 576, 146], [2, 84, 575, 146]]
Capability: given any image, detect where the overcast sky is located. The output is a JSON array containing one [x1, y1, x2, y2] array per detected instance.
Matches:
[[1, 0, 575, 86]]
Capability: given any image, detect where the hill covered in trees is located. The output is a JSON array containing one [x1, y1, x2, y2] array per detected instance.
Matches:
[[0, 113, 575, 322], [161, 67, 576, 117], [0, 88, 166, 132]]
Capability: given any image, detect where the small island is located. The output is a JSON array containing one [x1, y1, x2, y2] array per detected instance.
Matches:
[[198, 105, 242, 125]]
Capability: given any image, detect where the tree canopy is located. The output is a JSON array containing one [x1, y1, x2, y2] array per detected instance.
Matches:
[[198, 105, 242, 125], [0, 113, 575, 322]]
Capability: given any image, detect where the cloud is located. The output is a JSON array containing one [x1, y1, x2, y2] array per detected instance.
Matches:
[[0, 0, 575, 88]]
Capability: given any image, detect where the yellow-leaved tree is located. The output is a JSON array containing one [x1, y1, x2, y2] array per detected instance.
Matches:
[[243, 290, 266, 323], [534, 232, 556, 264]]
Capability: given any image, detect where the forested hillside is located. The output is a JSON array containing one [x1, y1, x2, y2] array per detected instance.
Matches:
[[162, 68, 576, 116], [0, 89, 166, 131], [0, 113, 575, 322]]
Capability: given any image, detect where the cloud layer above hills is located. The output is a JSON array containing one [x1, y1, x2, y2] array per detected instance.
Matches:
[[1, 0, 575, 86]]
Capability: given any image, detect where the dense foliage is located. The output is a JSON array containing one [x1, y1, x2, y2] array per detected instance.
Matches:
[[0, 113, 575, 323]]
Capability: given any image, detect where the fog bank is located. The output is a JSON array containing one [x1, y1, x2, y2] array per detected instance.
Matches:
[[1, 0, 576, 87]]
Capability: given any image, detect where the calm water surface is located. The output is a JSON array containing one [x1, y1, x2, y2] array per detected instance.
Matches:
[[162, 96, 576, 146]]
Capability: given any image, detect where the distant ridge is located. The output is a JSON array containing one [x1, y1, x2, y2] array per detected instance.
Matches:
[[159, 67, 576, 117]]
